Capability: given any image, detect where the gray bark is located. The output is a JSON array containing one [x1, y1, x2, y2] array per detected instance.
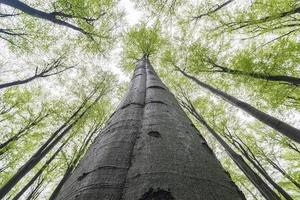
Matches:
[[229, 136, 294, 200], [0, 89, 102, 199], [0, 0, 86, 34], [55, 57, 245, 200], [208, 61, 300, 86], [180, 98, 281, 200], [177, 67, 300, 143]]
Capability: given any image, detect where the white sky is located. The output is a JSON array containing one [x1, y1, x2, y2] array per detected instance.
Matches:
[[119, 0, 143, 26]]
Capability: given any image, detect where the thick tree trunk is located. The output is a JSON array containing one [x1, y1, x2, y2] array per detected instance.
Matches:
[[181, 99, 281, 200], [49, 122, 101, 200], [55, 57, 245, 200], [210, 62, 300, 86], [177, 68, 300, 143]]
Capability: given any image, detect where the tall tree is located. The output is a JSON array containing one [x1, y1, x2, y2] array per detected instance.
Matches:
[[179, 95, 281, 200], [203, 59, 300, 86], [55, 56, 245, 200], [0, 0, 90, 35], [175, 67, 300, 143], [0, 111, 48, 152], [222, 130, 294, 200], [11, 134, 72, 200], [0, 84, 107, 199]]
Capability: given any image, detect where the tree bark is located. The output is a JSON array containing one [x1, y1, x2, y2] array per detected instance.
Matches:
[[55, 57, 245, 200], [49, 122, 102, 200], [0, 0, 86, 34], [0, 89, 103, 199], [237, 143, 293, 200], [0, 57, 73, 90], [0, 113, 48, 151], [209, 62, 300, 86], [180, 98, 281, 200], [177, 67, 300, 143], [11, 138, 68, 200]]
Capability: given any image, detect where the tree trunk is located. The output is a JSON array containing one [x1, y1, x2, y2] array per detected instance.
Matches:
[[11, 143, 64, 200], [0, 90, 101, 199], [180, 98, 281, 200], [229, 135, 294, 200], [49, 122, 102, 200], [177, 68, 300, 143], [0, 0, 86, 34], [209, 62, 300, 86], [55, 57, 245, 200], [257, 147, 300, 190], [49, 166, 73, 200], [0, 113, 48, 151]]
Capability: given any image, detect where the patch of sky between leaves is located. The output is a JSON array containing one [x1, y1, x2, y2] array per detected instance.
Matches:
[[101, 0, 143, 83]]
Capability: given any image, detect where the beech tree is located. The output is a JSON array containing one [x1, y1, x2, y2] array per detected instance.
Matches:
[[55, 55, 245, 200], [1, 0, 300, 199], [179, 94, 280, 200]]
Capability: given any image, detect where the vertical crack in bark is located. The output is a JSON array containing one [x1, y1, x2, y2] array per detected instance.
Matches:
[[55, 57, 246, 200], [119, 58, 148, 200]]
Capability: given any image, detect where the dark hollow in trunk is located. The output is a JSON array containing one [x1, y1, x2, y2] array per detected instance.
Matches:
[[55, 57, 245, 200]]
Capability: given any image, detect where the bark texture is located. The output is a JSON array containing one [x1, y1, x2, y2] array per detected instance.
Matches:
[[177, 68, 300, 143], [180, 99, 281, 200], [55, 57, 245, 200], [0, 0, 86, 34]]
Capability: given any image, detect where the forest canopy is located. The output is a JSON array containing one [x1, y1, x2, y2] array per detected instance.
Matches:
[[0, 0, 299, 199]]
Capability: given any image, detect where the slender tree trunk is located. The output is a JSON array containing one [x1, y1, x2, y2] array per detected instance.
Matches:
[[193, 0, 234, 19], [180, 98, 281, 200], [24, 176, 44, 200], [243, 150, 293, 200], [229, 137, 294, 200], [269, 160, 300, 190], [0, 57, 73, 90], [11, 136, 71, 200], [209, 62, 300, 86], [240, 182, 259, 200], [0, 0, 86, 34], [177, 67, 300, 143], [257, 148, 300, 190], [55, 57, 245, 200], [0, 90, 102, 199], [0, 113, 48, 151]]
